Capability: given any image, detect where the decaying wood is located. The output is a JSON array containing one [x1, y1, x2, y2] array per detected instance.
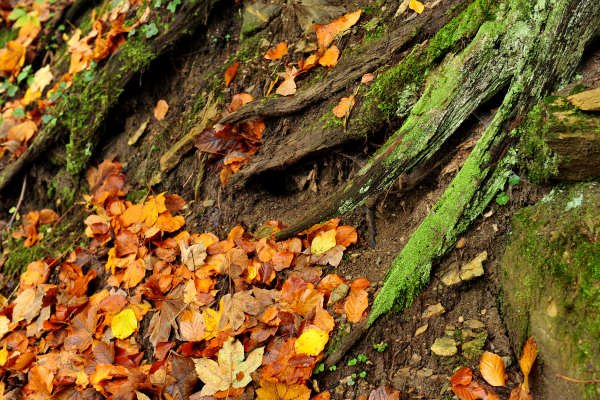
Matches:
[[0, 1, 216, 193]]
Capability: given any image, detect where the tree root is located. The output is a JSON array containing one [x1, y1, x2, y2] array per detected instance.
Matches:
[[0, 1, 216, 193]]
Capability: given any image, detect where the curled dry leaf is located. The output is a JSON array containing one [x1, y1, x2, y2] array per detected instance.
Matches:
[[153, 99, 169, 121], [276, 67, 297, 96], [519, 336, 537, 393], [224, 61, 239, 87], [480, 351, 507, 387], [333, 95, 355, 118], [264, 42, 288, 60]]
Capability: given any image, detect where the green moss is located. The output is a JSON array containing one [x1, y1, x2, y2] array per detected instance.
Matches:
[[325, 322, 351, 357], [126, 188, 148, 203], [320, 111, 344, 129], [569, 84, 587, 95]]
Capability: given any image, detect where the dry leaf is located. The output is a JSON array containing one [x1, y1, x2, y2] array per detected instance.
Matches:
[[509, 387, 533, 400], [256, 380, 311, 400], [480, 351, 507, 386], [519, 336, 537, 393], [179, 309, 206, 341], [318, 45, 339, 67], [311, 229, 337, 254], [312, 10, 362, 51], [361, 73, 374, 83], [295, 328, 329, 356], [265, 42, 288, 60], [224, 62, 239, 87], [333, 95, 355, 118], [276, 67, 297, 96], [112, 308, 137, 339], [344, 286, 368, 322], [154, 99, 169, 121], [409, 0, 425, 14]]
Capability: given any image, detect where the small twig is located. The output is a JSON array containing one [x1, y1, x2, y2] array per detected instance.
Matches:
[[556, 374, 600, 384], [7, 176, 27, 232], [52, 202, 77, 229]]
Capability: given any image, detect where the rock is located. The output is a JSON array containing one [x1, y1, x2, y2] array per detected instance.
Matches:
[[328, 283, 349, 306], [391, 367, 412, 391], [430, 337, 458, 356], [416, 368, 433, 378], [501, 183, 600, 400], [464, 319, 485, 330], [458, 316, 464, 323], [462, 331, 487, 360], [241, 1, 282, 36], [414, 324, 428, 336], [440, 263, 461, 286], [421, 303, 445, 319], [459, 251, 486, 281]]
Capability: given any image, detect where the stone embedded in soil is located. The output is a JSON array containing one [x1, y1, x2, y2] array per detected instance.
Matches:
[[328, 283, 349, 306], [414, 324, 428, 336], [461, 331, 487, 360], [430, 336, 458, 356], [409, 353, 422, 366], [464, 319, 485, 330], [459, 251, 487, 281], [416, 368, 433, 378], [440, 263, 461, 286], [421, 303, 445, 319], [242, 1, 282, 35]]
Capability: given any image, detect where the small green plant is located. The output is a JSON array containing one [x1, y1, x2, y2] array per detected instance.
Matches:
[[313, 363, 324, 374], [12, 108, 25, 117], [328, 365, 337, 372], [167, 0, 181, 13], [359, 371, 367, 378], [373, 341, 388, 352], [357, 354, 368, 363], [351, 373, 357, 379], [509, 174, 520, 186], [496, 192, 509, 206], [346, 377, 355, 386], [347, 358, 357, 366], [141, 22, 159, 38]]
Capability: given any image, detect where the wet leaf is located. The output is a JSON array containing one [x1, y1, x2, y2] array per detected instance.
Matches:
[[480, 351, 507, 386]]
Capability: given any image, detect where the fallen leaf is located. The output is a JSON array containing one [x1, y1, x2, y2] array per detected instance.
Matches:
[[12, 287, 43, 323], [451, 367, 473, 387], [344, 286, 368, 322], [509, 387, 533, 400], [256, 380, 311, 400], [333, 95, 355, 118], [224, 62, 239, 87], [318, 45, 339, 67], [179, 309, 206, 341], [154, 99, 169, 121], [312, 10, 362, 51], [295, 328, 329, 356], [265, 42, 288, 60], [0, 40, 26, 75], [361, 73, 374, 83], [311, 229, 337, 254], [112, 308, 138, 339], [193, 337, 264, 395], [480, 351, 507, 386], [276, 67, 297, 96], [7, 121, 37, 143], [311, 391, 331, 400], [519, 337, 537, 393], [368, 386, 400, 400], [409, 0, 425, 14]]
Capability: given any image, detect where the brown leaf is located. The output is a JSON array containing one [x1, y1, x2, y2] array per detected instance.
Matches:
[[452, 380, 488, 400], [276, 67, 297, 96], [480, 351, 507, 386], [264, 42, 288, 60], [179, 309, 206, 341], [224, 62, 239, 87], [154, 99, 169, 121], [318, 45, 339, 68], [368, 386, 400, 400], [332, 95, 355, 118], [344, 286, 368, 323], [519, 336, 537, 393], [509, 387, 533, 400], [7, 121, 37, 143], [12, 288, 43, 323]]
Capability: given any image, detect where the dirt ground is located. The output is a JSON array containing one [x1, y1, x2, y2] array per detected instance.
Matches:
[[1, 0, 600, 398]]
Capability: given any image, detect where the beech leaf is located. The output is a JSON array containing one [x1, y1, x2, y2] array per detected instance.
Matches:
[[479, 351, 507, 387]]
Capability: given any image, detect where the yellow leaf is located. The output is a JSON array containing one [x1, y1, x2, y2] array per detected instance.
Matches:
[[112, 308, 137, 339], [294, 328, 329, 356], [311, 229, 337, 254], [0, 343, 7, 366], [256, 380, 311, 400], [202, 304, 222, 341], [409, 0, 425, 14]]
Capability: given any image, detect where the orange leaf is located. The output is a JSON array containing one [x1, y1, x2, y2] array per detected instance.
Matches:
[[154, 99, 169, 120], [179, 309, 206, 341], [276, 67, 297, 96], [312, 10, 362, 51], [451, 367, 472, 387], [409, 0, 425, 14], [318, 45, 339, 68], [0, 40, 26, 75], [230, 93, 254, 112], [316, 274, 345, 294], [311, 391, 331, 400], [264, 42, 288, 60], [480, 351, 507, 386], [361, 73, 374, 83], [7, 121, 37, 143], [335, 225, 357, 247], [224, 62, 239, 87], [256, 380, 311, 400], [452, 381, 488, 400], [333, 95, 355, 118], [344, 286, 368, 322], [519, 336, 537, 393], [351, 277, 371, 290], [509, 387, 533, 400]]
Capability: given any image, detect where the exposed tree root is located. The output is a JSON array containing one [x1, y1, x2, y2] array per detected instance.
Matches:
[[0, 1, 216, 193]]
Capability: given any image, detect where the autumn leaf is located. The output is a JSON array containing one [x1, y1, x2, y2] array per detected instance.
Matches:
[[509, 387, 533, 400], [12, 287, 43, 323], [344, 286, 368, 323], [451, 367, 473, 387], [295, 328, 329, 356], [311, 391, 331, 400], [112, 308, 137, 339], [0, 343, 7, 366], [193, 337, 264, 395], [409, 0, 425, 14], [311, 229, 336, 254], [333, 95, 355, 118], [178, 309, 206, 341], [519, 336, 537, 393], [276, 67, 297, 96], [318, 45, 339, 68], [312, 10, 362, 51], [367, 386, 400, 400], [361, 73, 374, 83], [154, 99, 169, 120], [480, 351, 507, 386], [265, 42, 288, 60], [225, 62, 239, 87], [256, 380, 311, 400], [0, 40, 26, 75]]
